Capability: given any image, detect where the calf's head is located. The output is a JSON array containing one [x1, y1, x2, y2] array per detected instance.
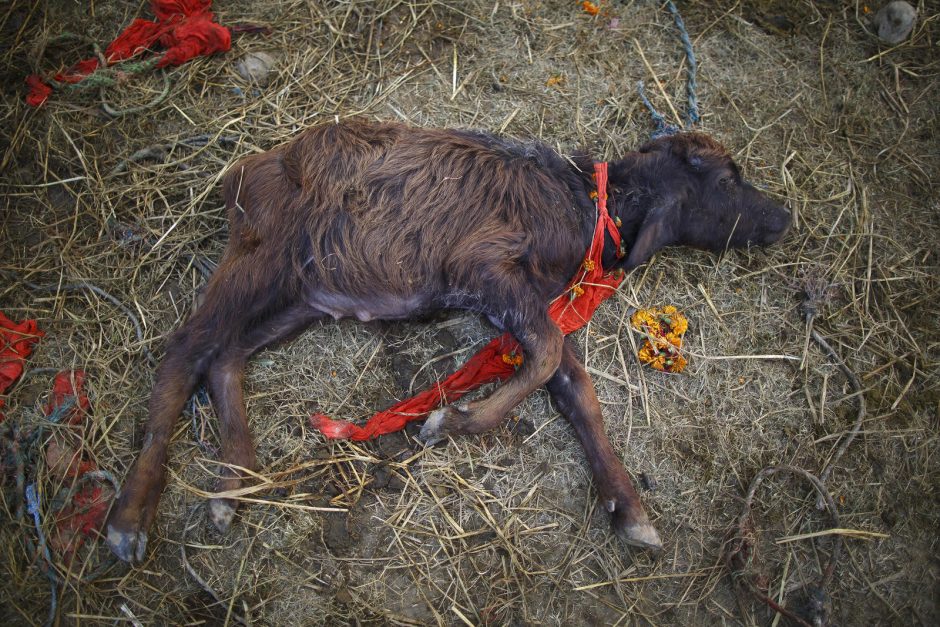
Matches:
[[613, 132, 792, 270]]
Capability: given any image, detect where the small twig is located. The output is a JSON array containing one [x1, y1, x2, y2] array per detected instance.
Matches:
[[775, 528, 889, 544], [109, 134, 240, 175], [119, 604, 145, 627], [16, 276, 156, 365], [810, 328, 865, 509], [633, 39, 682, 126]]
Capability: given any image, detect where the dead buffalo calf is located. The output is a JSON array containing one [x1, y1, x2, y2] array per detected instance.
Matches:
[[106, 119, 791, 563]]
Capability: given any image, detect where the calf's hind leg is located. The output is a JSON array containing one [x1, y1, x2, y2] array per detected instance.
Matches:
[[106, 307, 223, 563], [106, 253, 302, 563], [546, 338, 662, 551], [206, 305, 322, 532]]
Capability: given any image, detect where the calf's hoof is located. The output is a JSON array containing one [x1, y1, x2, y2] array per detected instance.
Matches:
[[418, 408, 449, 446], [106, 523, 148, 564], [418, 403, 468, 446], [608, 499, 663, 553], [106, 494, 156, 563], [616, 521, 663, 552], [208, 498, 237, 533]]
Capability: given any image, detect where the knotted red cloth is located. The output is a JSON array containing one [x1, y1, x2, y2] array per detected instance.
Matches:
[[0, 312, 44, 422], [41, 371, 114, 563], [26, 0, 231, 106], [311, 162, 624, 440]]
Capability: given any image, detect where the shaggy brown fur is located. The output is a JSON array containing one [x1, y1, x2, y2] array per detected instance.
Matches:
[[106, 118, 790, 563]]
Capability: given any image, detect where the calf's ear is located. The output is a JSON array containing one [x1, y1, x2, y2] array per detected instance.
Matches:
[[622, 204, 677, 272]]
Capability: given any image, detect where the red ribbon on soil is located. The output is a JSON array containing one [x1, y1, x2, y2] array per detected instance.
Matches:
[[311, 162, 624, 440], [26, 0, 232, 106], [0, 313, 111, 560], [0, 312, 44, 422], [42, 371, 114, 562]]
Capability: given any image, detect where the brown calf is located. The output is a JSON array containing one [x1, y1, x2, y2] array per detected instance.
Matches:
[[106, 119, 790, 563]]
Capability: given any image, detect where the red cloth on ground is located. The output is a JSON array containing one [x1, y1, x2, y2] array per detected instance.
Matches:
[[44, 370, 91, 426], [311, 162, 624, 441], [26, 0, 231, 106], [0, 312, 44, 422], [43, 371, 94, 478], [41, 370, 114, 562], [50, 483, 110, 561]]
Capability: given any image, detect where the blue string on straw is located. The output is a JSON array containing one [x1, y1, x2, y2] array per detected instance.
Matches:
[[638, 1, 701, 135], [26, 484, 58, 627]]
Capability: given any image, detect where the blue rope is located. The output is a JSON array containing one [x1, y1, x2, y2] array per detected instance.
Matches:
[[44, 396, 76, 424], [666, 0, 700, 125], [638, 0, 701, 135], [26, 484, 58, 627], [637, 81, 681, 139]]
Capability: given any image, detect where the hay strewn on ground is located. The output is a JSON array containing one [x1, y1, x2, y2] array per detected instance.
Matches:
[[1, 0, 938, 624]]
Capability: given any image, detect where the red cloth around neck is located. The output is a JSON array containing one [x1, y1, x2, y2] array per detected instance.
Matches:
[[310, 162, 624, 440]]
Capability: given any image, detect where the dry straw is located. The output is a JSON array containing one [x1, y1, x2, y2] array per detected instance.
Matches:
[[1, 0, 937, 625]]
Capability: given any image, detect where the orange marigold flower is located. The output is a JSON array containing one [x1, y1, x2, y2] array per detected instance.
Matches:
[[638, 344, 657, 363], [631, 305, 689, 373], [502, 352, 524, 367], [630, 309, 657, 330], [589, 190, 598, 200], [572, 284, 585, 297], [583, 259, 595, 271], [582, 1, 600, 16], [670, 316, 688, 336], [662, 354, 688, 373]]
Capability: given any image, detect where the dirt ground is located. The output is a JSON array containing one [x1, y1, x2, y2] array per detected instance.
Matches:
[[1, 0, 938, 625]]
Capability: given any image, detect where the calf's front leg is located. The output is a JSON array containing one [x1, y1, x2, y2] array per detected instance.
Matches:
[[546, 338, 662, 551]]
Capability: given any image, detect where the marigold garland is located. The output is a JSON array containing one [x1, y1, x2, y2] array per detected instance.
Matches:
[[631, 305, 688, 373]]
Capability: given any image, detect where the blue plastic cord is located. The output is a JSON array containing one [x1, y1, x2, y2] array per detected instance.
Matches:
[[638, 1, 701, 135], [666, 0, 701, 125], [26, 484, 58, 626]]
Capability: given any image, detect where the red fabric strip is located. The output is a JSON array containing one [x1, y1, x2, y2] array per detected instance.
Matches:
[[0, 312, 44, 422]]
